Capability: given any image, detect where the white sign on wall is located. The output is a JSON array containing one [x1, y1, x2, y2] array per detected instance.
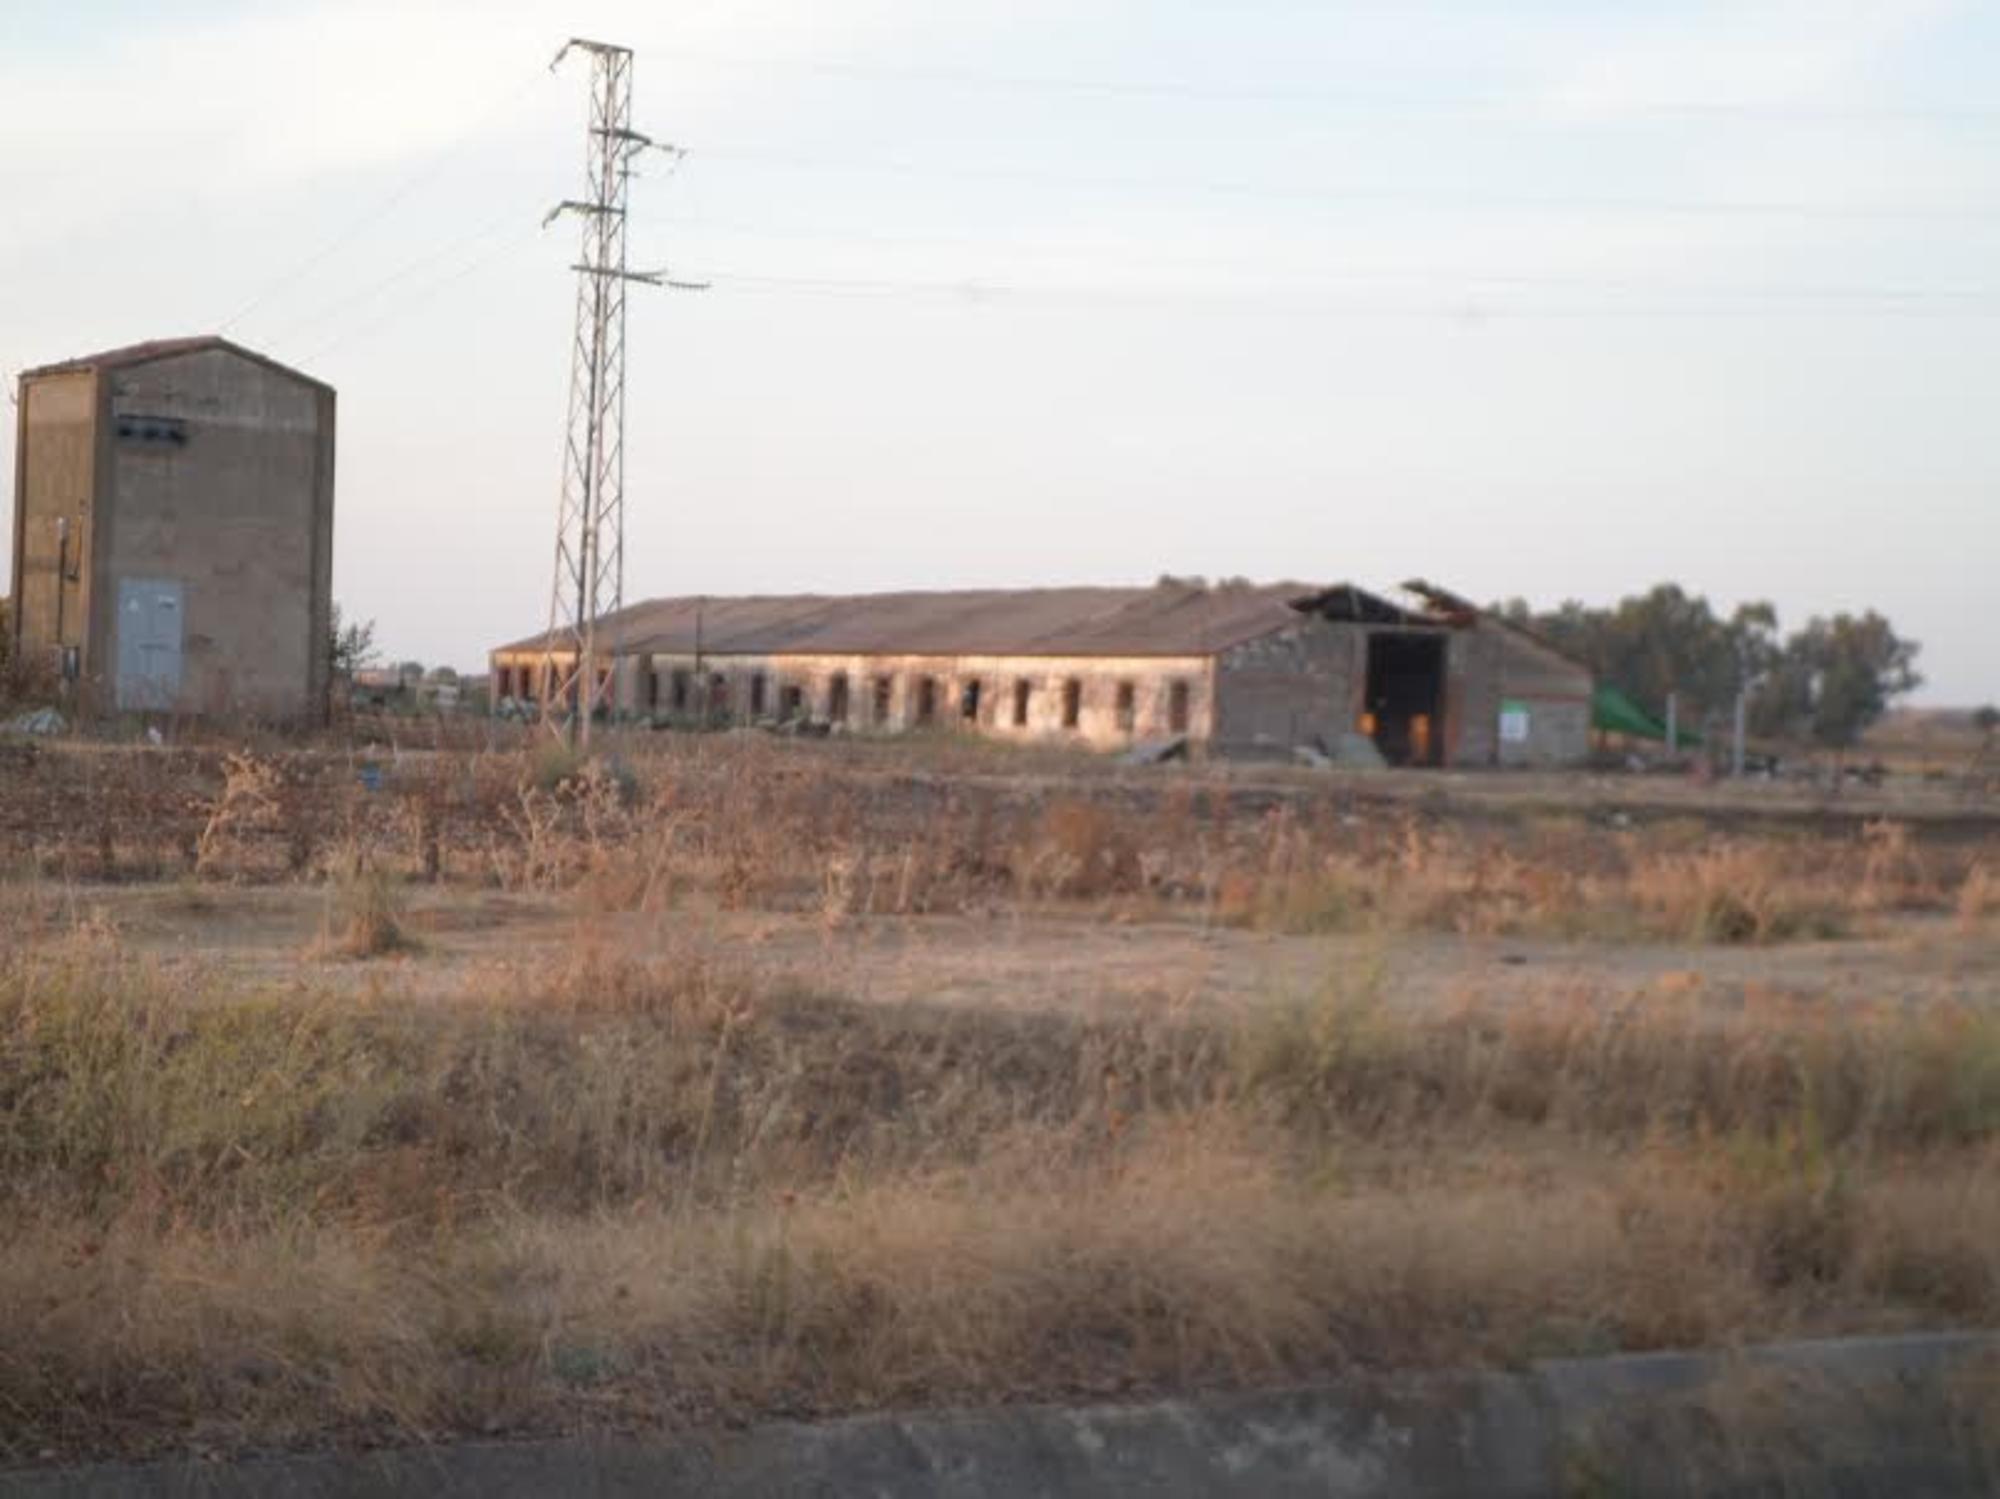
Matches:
[[1499, 700, 1530, 744]]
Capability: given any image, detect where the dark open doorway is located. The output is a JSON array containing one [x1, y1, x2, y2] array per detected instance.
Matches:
[[1365, 632, 1446, 767]]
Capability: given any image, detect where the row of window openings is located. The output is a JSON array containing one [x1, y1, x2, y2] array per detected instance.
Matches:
[[651, 670, 1191, 734], [496, 666, 1191, 735], [494, 666, 607, 701]]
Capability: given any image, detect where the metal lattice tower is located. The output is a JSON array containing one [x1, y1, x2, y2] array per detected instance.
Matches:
[[540, 38, 687, 747]]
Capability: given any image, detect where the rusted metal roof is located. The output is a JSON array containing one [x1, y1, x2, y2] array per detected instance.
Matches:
[[498, 581, 1452, 660], [19, 336, 333, 392], [1396, 579, 1482, 626], [1399, 577, 1595, 673]]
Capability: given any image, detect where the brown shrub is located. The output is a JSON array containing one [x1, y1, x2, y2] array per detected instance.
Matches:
[[1857, 819, 1942, 911], [1959, 865, 2000, 930], [314, 864, 418, 960], [1626, 844, 1846, 944], [192, 752, 283, 877], [1010, 799, 1142, 900]]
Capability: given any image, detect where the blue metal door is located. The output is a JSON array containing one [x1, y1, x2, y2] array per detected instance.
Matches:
[[115, 578, 184, 711]]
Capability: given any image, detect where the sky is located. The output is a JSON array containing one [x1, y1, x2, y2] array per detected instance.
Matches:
[[1, 0, 1994, 702]]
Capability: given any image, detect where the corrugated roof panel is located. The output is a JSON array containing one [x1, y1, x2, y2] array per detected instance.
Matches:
[[496, 581, 1435, 660]]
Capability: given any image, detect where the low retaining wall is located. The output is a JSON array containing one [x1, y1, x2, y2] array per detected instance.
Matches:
[[6, 1332, 1995, 1498]]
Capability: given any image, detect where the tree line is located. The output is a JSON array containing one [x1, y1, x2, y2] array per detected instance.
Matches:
[[1495, 584, 1922, 752]]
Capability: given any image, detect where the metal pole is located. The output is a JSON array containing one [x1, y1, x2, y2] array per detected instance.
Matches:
[[51, 517, 67, 683], [693, 596, 705, 721], [575, 59, 607, 755], [1665, 691, 1678, 756], [1732, 689, 1747, 778]]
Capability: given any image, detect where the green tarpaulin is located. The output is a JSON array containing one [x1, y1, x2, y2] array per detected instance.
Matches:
[[1592, 684, 1702, 747]]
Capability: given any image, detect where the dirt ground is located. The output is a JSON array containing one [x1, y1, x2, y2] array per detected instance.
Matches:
[[1, 735, 1994, 1024], [33, 880, 2000, 1020]]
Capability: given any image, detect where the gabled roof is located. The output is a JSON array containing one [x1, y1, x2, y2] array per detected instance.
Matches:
[[497, 580, 1459, 661], [19, 336, 332, 393]]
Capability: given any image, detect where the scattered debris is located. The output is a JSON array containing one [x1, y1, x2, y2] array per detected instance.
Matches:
[[2, 707, 67, 737], [1120, 736, 1189, 767], [763, 719, 831, 739], [1291, 744, 1332, 769], [1327, 732, 1388, 770]]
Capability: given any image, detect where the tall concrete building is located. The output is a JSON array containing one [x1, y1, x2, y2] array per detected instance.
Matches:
[[9, 337, 336, 723]]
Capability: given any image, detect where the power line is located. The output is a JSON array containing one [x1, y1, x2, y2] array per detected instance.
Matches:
[[651, 213, 1996, 305], [279, 242, 1999, 368], [651, 46, 2000, 129], [262, 206, 531, 353], [270, 198, 1999, 367], [241, 67, 1993, 366], [685, 267, 2000, 319], [298, 226, 542, 364], [215, 67, 551, 337], [693, 144, 2000, 225]]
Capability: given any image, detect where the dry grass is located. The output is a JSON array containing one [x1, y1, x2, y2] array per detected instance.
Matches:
[[311, 865, 419, 960], [0, 931, 1995, 1459], [1, 739, 1989, 946], [1960, 864, 2000, 931], [1216, 815, 1876, 944], [0, 1123, 1993, 1457], [6, 1143, 1988, 1446], [0, 739, 1992, 1461]]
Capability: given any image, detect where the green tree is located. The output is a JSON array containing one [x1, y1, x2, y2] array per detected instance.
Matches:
[[1782, 612, 1923, 752], [1724, 601, 1782, 689], [328, 603, 378, 681], [1511, 585, 1779, 726], [1505, 588, 1918, 758], [1747, 649, 1815, 740]]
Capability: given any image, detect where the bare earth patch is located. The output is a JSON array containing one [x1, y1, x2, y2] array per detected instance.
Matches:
[[46, 881, 2000, 1020]]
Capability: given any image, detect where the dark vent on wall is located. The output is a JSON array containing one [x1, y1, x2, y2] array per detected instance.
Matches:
[[115, 415, 187, 446]]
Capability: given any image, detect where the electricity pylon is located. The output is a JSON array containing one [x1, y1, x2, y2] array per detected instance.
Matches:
[[538, 38, 699, 747]]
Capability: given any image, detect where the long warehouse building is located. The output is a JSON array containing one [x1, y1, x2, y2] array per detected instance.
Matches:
[[491, 578, 1592, 767]]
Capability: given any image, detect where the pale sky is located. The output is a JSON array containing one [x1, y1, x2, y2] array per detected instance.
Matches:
[[2, 0, 1994, 702]]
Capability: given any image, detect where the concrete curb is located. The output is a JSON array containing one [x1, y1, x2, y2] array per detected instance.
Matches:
[[4, 1332, 1995, 1498]]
